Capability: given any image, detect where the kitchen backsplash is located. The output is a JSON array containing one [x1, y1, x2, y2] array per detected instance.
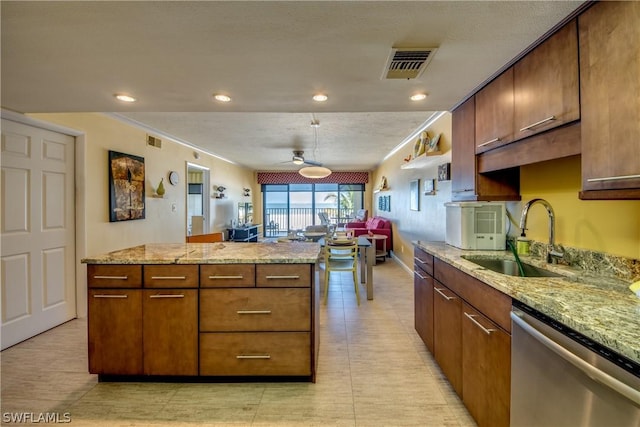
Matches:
[[529, 241, 640, 282]]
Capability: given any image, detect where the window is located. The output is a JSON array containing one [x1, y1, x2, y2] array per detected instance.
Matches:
[[262, 183, 364, 236]]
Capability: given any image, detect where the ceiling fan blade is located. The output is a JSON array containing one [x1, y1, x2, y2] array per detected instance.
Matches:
[[304, 159, 323, 166]]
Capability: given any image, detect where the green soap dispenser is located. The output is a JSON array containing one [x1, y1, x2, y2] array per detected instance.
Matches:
[[156, 178, 165, 196]]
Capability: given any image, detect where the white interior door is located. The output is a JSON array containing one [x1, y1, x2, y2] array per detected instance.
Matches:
[[1, 119, 76, 349]]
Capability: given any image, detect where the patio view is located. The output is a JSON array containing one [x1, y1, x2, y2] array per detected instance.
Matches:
[[262, 183, 364, 237]]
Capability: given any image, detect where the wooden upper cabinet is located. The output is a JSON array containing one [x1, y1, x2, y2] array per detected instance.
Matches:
[[451, 97, 477, 200], [452, 97, 520, 202], [514, 20, 579, 139], [475, 68, 514, 154], [579, 1, 640, 199]]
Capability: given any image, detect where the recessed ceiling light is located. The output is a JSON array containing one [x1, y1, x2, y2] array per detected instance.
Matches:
[[114, 94, 136, 103], [312, 94, 328, 102], [410, 93, 427, 101], [214, 94, 231, 102]]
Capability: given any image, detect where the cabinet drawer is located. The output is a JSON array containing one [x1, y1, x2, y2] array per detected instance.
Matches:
[[200, 288, 310, 332], [199, 332, 311, 376], [88, 265, 142, 288], [414, 248, 434, 276], [143, 265, 199, 288], [434, 258, 511, 332], [200, 264, 255, 288], [256, 264, 310, 287]]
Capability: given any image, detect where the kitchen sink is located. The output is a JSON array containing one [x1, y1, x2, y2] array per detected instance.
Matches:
[[461, 256, 563, 278]]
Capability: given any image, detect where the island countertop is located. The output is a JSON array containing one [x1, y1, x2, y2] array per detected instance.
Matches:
[[413, 240, 640, 366], [81, 242, 321, 265]]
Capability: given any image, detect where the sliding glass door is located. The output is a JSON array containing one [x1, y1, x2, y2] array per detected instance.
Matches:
[[262, 183, 364, 237]]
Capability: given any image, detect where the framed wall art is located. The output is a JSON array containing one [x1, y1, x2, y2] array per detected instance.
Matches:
[[108, 150, 146, 222], [410, 179, 420, 211]]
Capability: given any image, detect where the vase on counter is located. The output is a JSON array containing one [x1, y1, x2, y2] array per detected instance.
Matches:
[[156, 178, 165, 196]]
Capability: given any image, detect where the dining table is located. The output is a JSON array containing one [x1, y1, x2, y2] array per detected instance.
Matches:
[[319, 235, 375, 300]]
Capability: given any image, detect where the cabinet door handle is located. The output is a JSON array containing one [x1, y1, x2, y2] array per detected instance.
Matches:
[[452, 188, 474, 193], [149, 294, 185, 299], [236, 355, 271, 359], [434, 287, 456, 301], [587, 174, 640, 183], [93, 275, 128, 280], [237, 310, 272, 315], [150, 276, 187, 280], [265, 275, 300, 279], [413, 257, 427, 264], [208, 275, 244, 279], [414, 271, 427, 280], [519, 115, 556, 132], [477, 137, 501, 147], [93, 294, 128, 298], [464, 312, 496, 335]]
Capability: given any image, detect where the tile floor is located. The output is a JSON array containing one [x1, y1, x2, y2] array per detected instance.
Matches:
[[1, 259, 475, 426]]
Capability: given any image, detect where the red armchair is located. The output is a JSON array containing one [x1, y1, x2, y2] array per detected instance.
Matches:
[[345, 216, 393, 254]]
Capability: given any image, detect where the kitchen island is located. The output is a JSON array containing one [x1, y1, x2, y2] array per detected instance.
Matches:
[[82, 242, 321, 382]]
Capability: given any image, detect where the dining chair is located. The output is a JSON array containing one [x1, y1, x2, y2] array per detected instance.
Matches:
[[323, 241, 359, 305], [186, 232, 224, 243]]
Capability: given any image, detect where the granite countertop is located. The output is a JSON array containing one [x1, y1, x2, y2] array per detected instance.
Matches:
[[81, 242, 321, 265], [413, 240, 640, 365]]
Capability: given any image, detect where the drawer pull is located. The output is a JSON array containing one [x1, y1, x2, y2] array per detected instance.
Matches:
[[236, 355, 271, 359], [477, 137, 501, 147], [434, 287, 456, 301], [414, 271, 427, 280], [265, 275, 300, 280], [413, 257, 427, 264], [587, 174, 640, 183], [149, 294, 185, 299], [209, 275, 244, 279], [464, 312, 496, 335], [93, 275, 128, 280], [93, 294, 128, 299], [237, 310, 272, 315], [452, 188, 474, 193], [519, 115, 556, 132], [150, 276, 187, 280]]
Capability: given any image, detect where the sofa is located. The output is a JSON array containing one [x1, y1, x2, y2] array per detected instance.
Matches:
[[345, 216, 393, 255]]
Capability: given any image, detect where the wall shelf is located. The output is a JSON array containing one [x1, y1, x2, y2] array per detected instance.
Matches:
[[401, 151, 444, 169]]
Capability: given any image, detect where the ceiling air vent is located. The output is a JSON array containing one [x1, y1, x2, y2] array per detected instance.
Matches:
[[381, 47, 438, 80]]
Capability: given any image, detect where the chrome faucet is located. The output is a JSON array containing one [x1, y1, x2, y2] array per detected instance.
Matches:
[[519, 198, 564, 264]]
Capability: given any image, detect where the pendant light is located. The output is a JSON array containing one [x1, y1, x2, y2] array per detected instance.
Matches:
[[299, 119, 332, 179]]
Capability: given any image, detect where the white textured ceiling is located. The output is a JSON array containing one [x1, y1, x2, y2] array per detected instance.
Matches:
[[1, 1, 584, 171]]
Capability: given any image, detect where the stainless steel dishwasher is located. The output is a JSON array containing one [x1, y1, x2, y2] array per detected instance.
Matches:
[[510, 301, 640, 427]]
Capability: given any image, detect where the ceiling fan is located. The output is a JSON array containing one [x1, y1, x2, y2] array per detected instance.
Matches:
[[289, 150, 322, 167]]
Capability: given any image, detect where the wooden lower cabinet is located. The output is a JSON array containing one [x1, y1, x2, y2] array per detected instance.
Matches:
[[414, 253, 512, 427], [87, 262, 317, 380], [414, 265, 434, 353], [433, 281, 463, 396], [462, 303, 511, 427], [142, 289, 198, 376], [88, 289, 143, 375], [414, 247, 435, 352], [200, 332, 311, 376]]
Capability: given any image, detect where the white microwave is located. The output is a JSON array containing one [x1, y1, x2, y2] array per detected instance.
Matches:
[[445, 202, 507, 250]]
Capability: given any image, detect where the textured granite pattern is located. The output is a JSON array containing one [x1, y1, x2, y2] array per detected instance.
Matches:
[[81, 242, 321, 265], [413, 241, 640, 365], [529, 240, 640, 282]]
